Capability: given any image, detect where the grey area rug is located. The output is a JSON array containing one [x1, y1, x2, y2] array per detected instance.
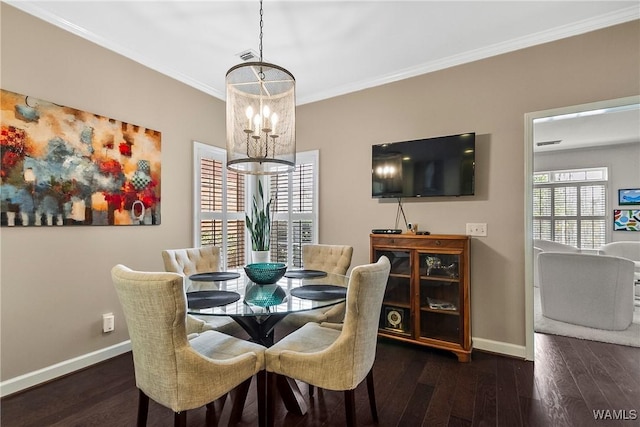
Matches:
[[534, 287, 640, 348]]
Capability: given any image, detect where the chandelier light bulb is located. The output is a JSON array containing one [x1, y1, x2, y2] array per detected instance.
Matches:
[[245, 106, 254, 128], [271, 113, 278, 135], [254, 114, 262, 134]]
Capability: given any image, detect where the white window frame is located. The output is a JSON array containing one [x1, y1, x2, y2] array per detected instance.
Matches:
[[533, 166, 609, 249]]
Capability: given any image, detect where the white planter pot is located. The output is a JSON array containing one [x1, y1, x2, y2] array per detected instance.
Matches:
[[251, 250, 270, 263]]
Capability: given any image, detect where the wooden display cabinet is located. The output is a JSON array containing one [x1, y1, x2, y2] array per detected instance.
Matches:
[[370, 234, 471, 362]]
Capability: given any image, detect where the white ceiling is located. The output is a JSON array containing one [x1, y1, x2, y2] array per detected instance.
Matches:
[[6, 0, 640, 150], [534, 105, 640, 152]]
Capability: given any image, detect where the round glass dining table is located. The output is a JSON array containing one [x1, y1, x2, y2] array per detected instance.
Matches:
[[185, 269, 348, 346]]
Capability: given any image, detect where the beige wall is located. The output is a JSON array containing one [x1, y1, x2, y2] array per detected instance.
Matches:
[[298, 19, 639, 350], [1, 3, 639, 383], [0, 5, 225, 381]]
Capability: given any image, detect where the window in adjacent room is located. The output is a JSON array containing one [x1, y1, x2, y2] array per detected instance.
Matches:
[[533, 167, 608, 249], [194, 142, 318, 269]]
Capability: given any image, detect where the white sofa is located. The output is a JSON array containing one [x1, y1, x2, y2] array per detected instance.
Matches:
[[538, 252, 635, 330], [599, 241, 640, 299], [598, 241, 640, 276]]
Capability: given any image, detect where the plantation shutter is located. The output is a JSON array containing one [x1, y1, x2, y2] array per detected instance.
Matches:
[[533, 167, 607, 250], [194, 142, 246, 269], [269, 151, 318, 267]]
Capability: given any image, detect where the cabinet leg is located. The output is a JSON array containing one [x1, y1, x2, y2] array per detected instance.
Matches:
[[455, 351, 471, 362]]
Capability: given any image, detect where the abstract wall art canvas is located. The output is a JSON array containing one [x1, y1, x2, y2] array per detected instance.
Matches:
[[613, 209, 640, 231], [1, 89, 161, 226], [618, 188, 640, 205]]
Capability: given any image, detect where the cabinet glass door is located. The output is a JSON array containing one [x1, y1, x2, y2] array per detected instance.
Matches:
[[375, 249, 411, 336], [418, 252, 461, 343]]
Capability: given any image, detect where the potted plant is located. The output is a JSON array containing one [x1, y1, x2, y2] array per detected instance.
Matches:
[[245, 179, 272, 263]]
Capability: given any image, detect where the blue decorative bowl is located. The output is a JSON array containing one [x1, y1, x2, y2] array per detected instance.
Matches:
[[244, 262, 287, 285]]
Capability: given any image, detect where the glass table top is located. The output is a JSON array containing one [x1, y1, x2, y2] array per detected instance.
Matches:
[[185, 270, 349, 317]]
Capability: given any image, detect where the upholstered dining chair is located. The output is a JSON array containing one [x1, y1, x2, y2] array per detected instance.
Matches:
[[282, 244, 353, 328], [111, 265, 266, 427], [162, 246, 243, 336], [301, 244, 353, 275], [265, 256, 391, 427]]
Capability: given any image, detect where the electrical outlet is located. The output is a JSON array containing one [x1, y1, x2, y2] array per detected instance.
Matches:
[[466, 223, 487, 237], [102, 313, 115, 333]]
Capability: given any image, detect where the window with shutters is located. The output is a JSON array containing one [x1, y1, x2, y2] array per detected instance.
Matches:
[[194, 142, 318, 269], [194, 142, 246, 269], [533, 167, 608, 249], [268, 152, 318, 267]]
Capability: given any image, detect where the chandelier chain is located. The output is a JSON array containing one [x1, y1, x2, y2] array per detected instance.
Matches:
[[259, 0, 264, 63]]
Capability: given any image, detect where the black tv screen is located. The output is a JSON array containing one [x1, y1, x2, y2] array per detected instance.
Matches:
[[372, 133, 475, 198]]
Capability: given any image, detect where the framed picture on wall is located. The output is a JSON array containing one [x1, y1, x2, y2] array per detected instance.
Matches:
[[618, 188, 640, 205], [613, 209, 640, 231], [1, 89, 161, 227]]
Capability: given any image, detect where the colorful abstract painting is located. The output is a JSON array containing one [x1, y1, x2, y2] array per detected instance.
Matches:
[[613, 209, 640, 232], [1, 89, 161, 226]]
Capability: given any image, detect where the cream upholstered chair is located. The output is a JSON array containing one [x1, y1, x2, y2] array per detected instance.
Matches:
[[598, 241, 640, 300], [111, 265, 266, 427], [265, 256, 391, 427], [282, 244, 353, 328], [533, 239, 580, 254], [538, 253, 635, 330], [301, 244, 353, 275], [533, 239, 580, 289], [162, 247, 243, 336], [598, 241, 640, 278], [162, 246, 222, 276]]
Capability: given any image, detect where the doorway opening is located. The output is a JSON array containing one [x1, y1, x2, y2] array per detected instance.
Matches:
[[524, 96, 640, 360]]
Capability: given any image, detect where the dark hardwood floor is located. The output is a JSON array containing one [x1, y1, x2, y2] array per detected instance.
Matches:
[[2, 331, 639, 426]]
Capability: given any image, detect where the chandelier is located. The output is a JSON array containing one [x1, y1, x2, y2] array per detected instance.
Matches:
[[226, 0, 296, 175]]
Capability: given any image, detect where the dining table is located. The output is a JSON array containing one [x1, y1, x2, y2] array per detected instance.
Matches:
[[184, 267, 349, 418]]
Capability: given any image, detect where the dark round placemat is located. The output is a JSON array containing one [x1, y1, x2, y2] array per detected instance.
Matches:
[[284, 269, 328, 279], [289, 284, 347, 300], [189, 272, 241, 282], [187, 290, 240, 309]]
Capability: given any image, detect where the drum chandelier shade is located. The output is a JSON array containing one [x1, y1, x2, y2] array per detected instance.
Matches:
[[226, 1, 296, 175]]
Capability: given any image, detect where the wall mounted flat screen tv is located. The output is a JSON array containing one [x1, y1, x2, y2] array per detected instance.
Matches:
[[372, 132, 475, 198]]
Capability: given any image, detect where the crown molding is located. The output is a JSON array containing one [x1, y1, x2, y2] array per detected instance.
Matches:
[[6, 1, 638, 106], [298, 6, 640, 105]]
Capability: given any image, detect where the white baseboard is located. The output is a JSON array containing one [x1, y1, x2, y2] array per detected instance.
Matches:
[[473, 336, 527, 359], [0, 340, 131, 398]]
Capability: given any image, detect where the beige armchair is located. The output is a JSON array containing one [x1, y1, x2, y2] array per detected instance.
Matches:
[[111, 265, 266, 427], [265, 256, 391, 426], [162, 246, 243, 336], [282, 244, 353, 328]]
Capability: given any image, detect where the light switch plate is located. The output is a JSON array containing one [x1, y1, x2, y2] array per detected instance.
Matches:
[[102, 313, 115, 333]]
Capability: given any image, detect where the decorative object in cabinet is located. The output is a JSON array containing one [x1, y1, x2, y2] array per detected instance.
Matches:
[[370, 234, 471, 362]]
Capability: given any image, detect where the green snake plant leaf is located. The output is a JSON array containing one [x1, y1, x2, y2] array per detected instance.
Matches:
[[246, 180, 272, 251]]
